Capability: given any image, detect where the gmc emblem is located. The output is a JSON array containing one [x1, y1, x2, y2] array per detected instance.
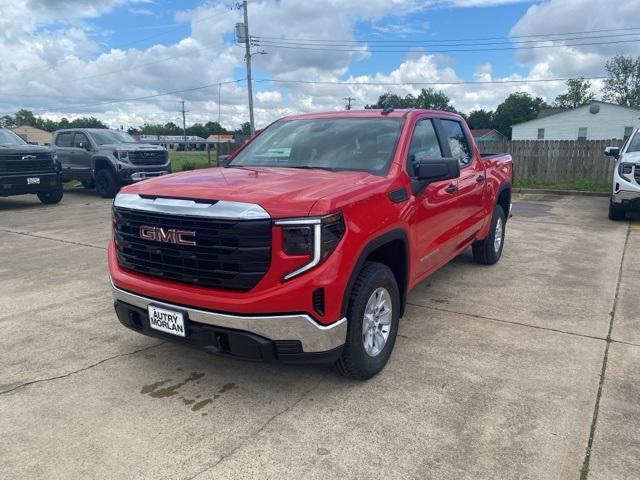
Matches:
[[139, 226, 196, 246]]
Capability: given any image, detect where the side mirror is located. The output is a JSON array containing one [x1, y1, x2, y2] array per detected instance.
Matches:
[[416, 156, 461, 183], [218, 154, 231, 167], [604, 146, 620, 158], [78, 141, 90, 151]]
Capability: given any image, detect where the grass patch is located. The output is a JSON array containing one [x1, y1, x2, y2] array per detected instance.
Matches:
[[169, 151, 216, 172], [514, 175, 610, 193]]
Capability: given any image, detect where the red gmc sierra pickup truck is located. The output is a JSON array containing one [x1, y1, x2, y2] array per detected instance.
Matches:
[[109, 109, 512, 379]]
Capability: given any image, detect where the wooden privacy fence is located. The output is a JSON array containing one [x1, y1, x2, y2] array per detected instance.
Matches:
[[477, 139, 623, 185]]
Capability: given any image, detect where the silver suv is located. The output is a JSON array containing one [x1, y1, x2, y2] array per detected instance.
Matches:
[[605, 129, 640, 220], [53, 129, 170, 198]]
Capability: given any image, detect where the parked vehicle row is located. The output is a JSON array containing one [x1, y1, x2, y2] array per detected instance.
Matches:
[[108, 109, 513, 379]]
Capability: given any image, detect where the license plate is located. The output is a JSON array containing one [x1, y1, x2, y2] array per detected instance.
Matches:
[[27, 177, 40, 185], [148, 305, 186, 337]]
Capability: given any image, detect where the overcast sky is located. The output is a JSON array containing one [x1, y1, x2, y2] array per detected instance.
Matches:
[[1, 0, 639, 130]]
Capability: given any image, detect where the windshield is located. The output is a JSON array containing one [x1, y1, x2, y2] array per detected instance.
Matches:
[[89, 130, 137, 145], [230, 118, 403, 175], [626, 131, 640, 153], [0, 129, 27, 146]]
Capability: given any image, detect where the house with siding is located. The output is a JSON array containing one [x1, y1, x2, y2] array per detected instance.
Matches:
[[511, 101, 640, 141], [11, 125, 53, 145]]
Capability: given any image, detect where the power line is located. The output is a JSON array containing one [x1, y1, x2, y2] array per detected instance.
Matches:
[[255, 76, 608, 86], [252, 25, 640, 44], [252, 31, 640, 48], [0, 78, 246, 116], [251, 38, 640, 53]]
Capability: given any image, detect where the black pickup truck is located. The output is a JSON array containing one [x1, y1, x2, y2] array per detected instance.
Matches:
[[0, 128, 63, 204]]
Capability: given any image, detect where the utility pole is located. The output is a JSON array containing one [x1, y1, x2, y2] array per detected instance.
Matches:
[[181, 100, 188, 150], [343, 96, 356, 110], [242, 0, 255, 135]]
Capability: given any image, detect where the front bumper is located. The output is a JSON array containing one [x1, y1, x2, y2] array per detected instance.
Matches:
[[111, 280, 347, 358], [611, 189, 640, 208], [0, 172, 61, 196], [117, 165, 171, 183]]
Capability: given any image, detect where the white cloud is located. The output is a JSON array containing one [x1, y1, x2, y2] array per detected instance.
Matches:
[[0, 0, 633, 131]]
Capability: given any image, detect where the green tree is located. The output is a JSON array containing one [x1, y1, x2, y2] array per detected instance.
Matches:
[[414, 88, 456, 112], [493, 92, 547, 138], [204, 121, 227, 135], [14, 109, 38, 127], [365, 92, 408, 109], [186, 123, 208, 138], [127, 127, 140, 136], [235, 122, 251, 135], [466, 109, 494, 129], [603, 55, 640, 107], [554, 78, 595, 108], [0, 114, 15, 128], [68, 116, 107, 129]]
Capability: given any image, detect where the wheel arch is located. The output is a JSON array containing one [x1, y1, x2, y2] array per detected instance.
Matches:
[[496, 181, 511, 221], [340, 229, 410, 319]]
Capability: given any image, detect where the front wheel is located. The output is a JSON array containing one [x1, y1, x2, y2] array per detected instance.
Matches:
[[95, 169, 119, 198], [608, 202, 626, 221], [335, 262, 400, 380], [472, 205, 506, 265], [37, 184, 64, 204]]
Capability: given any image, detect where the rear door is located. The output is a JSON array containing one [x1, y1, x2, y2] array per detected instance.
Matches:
[[54, 132, 74, 178], [438, 119, 487, 243], [409, 117, 464, 279]]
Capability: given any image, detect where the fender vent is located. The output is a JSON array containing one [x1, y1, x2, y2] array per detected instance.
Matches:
[[313, 288, 325, 316]]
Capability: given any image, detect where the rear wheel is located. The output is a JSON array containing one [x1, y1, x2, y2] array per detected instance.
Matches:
[[95, 169, 119, 198], [608, 202, 626, 221], [472, 205, 506, 265], [335, 262, 400, 380], [37, 184, 64, 204]]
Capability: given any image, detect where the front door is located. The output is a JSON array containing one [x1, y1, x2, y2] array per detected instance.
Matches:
[[408, 117, 464, 280], [55, 132, 74, 179], [71, 132, 92, 180]]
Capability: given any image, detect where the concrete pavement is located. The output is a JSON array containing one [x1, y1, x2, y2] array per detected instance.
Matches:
[[0, 189, 638, 479]]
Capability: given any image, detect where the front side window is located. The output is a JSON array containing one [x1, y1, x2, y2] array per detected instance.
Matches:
[[56, 132, 73, 147], [624, 127, 634, 141], [578, 127, 588, 141], [0, 129, 27, 145], [407, 119, 442, 176], [73, 132, 90, 148], [440, 119, 471, 166], [230, 118, 404, 175]]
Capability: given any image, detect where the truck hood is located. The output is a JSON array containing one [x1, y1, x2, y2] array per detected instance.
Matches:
[[100, 143, 165, 151], [622, 151, 640, 162], [0, 144, 53, 154], [122, 166, 375, 218]]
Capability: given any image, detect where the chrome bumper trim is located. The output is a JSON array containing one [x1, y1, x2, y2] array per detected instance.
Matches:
[[110, 281, 346, 352], [611, 190, 640, 204], [113, 193, 270, 220], [130, 171, 168, 181]]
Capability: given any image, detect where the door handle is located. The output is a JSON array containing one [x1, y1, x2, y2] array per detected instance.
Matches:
[[476, 175, 486, 183], [445, 184, 458, 194]]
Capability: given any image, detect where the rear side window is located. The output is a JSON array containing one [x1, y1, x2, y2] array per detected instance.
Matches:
[[440, 120, 471, 167], [56, 132, 73, 147], [408, 119, 442, 176]]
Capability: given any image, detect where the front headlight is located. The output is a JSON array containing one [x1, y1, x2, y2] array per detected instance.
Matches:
[[275, 212, 345, 280], [117, 150, 129, 162]]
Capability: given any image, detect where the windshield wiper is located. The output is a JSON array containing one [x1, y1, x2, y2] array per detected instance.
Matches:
[[284, 165, 336, 172]]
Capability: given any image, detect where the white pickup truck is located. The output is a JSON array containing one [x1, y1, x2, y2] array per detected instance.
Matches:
[[605, 129, 640, 220]]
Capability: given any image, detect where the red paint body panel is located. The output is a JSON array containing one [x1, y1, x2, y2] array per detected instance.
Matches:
[[108, 109, 512, 326]]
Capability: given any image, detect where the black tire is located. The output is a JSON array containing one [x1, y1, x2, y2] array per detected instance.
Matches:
[[335, 262, 400, 380], [608, 202, 626, 221], [95, 169, 119, 198], [472, 205, 506, 265], [37, 184, 64, 205], [81, 179, 95, 189]]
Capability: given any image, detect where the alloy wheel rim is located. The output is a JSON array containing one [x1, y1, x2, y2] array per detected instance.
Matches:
[[494, 217, 503, 253], [362, 287, 392, 357]]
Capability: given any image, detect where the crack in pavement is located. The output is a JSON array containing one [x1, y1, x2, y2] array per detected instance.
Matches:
[[580, 222, 631, 480], [0, 227, 106, 250], [0, 342, 164, 397], [406, 301, 608, 343], [185, 374, 328, 480]]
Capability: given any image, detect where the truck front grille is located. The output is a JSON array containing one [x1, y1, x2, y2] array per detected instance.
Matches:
[[113, 207, 271, 291], [0, 153, 55, 174], [128, 151, 167, 165]]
